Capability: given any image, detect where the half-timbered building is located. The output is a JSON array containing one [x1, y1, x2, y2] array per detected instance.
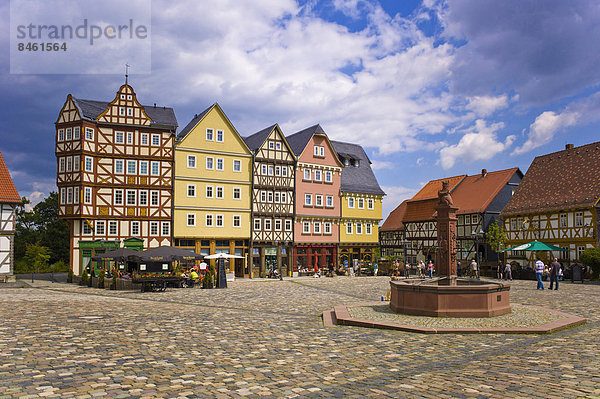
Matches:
[[244, 124, 296, 277], [501, 143, 600, 267], [332, 141, 385, 266], [287, 125, 343, 273], [0, 150, 21, 281], [173, 104, 252, 278], [55, 83, 177, 275], [379, 200, 408, 259]]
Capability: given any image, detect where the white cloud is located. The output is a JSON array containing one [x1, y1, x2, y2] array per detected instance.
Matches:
[[439, 119, 515, 169], [381, 185, 419, 222], [370, 160, 394, 170], [465, 95, 509, 117]]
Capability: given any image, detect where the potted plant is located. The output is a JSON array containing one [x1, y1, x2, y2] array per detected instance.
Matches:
[[81, 269, 89, 286], [111, 272, 117, 290], [203, 264, 215, 288], [97, 270, 105, 289]]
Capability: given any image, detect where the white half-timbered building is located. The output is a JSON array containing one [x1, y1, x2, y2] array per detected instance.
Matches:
[[55, 83, 177, 275], [0, 150, 21, 281], [243, 124, 296, 277]]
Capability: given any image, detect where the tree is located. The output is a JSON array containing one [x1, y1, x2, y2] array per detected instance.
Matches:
[[23, 242, 51, 273], [580, 248, 600, 279], [486, 219, 507, 259]]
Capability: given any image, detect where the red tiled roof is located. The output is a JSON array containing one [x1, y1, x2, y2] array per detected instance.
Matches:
[[452, 168, 520, 215], [380, 200, 408, 231], [402, 199, 438, 222], [502, 142, 600, 216], [0, 150, 21, 203], [410, 175, 465, 201]]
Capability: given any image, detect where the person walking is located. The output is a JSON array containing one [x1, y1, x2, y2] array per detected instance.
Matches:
[[405, 261, 411, 278], [427, 260, 434, 278], [504, 262, 512, 280], [470, 259, 478, 279], [496, 262, 503, 279], [457, 261, 462, 277], [549, 258, 561, 290], [535, 257, 545, 290]]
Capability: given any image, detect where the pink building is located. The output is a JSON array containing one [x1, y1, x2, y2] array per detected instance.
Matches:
[[287, 125, 343, 272]]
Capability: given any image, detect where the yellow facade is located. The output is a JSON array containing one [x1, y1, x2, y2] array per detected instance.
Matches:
[[339, 193, 383, 244], [173, 104, 252, 240]]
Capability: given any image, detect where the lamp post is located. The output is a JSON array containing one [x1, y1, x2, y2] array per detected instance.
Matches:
[[471, 228, 484, 279]]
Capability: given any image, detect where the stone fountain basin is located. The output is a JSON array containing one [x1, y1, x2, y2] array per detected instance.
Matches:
[[390, 278, 511, 318]]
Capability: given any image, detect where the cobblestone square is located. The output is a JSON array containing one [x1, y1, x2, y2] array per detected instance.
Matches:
[[1, 278, 598, 398]]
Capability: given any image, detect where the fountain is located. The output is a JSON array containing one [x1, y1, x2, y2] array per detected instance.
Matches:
[[389, 181, 511, 317]]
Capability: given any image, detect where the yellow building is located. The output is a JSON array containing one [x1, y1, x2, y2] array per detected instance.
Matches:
[[331, 141, 385, 266], [173, 103, 252, 278]]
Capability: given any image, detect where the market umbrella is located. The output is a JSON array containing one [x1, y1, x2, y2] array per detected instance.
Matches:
[[91, 248, 139, 262], [203, 253, 244, 259], [131, 246, 204, 262], [502, 240, 568, 252], [204, 253, 244, 289]]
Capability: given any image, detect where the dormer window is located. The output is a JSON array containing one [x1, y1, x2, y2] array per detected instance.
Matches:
[[355, 160, 360, 167], [344, 159, 350, 166]]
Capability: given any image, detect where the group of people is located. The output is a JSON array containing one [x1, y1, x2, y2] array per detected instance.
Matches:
[[496, 262, 513, 280], [535, 257, 562, 290], [180, 261, 208, 287]]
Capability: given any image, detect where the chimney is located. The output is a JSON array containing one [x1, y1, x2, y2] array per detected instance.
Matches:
[[565, 144, 574, 150], [481, 169, 487, 177]]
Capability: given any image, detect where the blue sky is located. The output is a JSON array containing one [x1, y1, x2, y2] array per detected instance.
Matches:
[[2, 0, 600, 221]]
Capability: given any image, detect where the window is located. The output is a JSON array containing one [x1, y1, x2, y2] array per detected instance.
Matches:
[[577, 246, 586, 259], [206, 129, 214, 141], [151, 134, 160, 146], [84, 187, 92, 204], [268, 191, 274, 203], [348, 197, 355, 208], [138, 191, 147, 206], [187, 184, 196, 197], [254, 218, 261, 231], [303, 221, 310, 234], [206, 185, 213, 198], [206, 214, 213, 227], [162, 222, 170, 236], [269, 141, 275, 149], [285, 219, 292, 231], [141, 133, 148, 145], [325, 171, 332, 183], [57, 129, 64, 141], [84, 157, 93, 172], [73, 187, 79, 204], [268, 165, 274, 176], [274, 192, 280, 203], [346, 222, 353, 234], [465, 215, 471, 224], [358, 198, 364, 209], [366, 223, 372, 235], [261, 165, 267, 175], [126, 190, 136, 205], [314, 170, 322, 181], [96, 221, 105, 235], [275, 166, 281, 176], [119, 107, 125, 116], [206, 157, 214, 170], [368, 199, 374, 210], [260, 191, 266, 202], [216, 129, 224, 142], [187, 155, 196, 168], [73, 127, 80, 140], [233, 187, 241, 200], [314, 145, 321, 156], [575, 212, 583, 227], [109, 221, 117, 236], [114, 189, 123, 205], [281, 192, 287, 203], [326, 195, 333, 207], [319, 146, 324, 157], [127, 160, 136, 174], [216, 214, 224, 227], [150, 222, 159, 236], [216, 186, 224, 199], [115, 131, 124, 144], [560, 213, 567, 228], [73, 156, 80, 172], [233, 215, 241, 228], [187, 213, 196, 226], [282, 167, 287, 177], [510, 218, 517, 231], [324, 222, 331, 234], [139, 161, 148, 175], [82, 222, 92, 235], [151, 162, 159, 176], [66, 157, 72, 172], [59, 157, 65, 172], [313, 222, 321, 234], [131, 221, 140, 236], [115, 159, 123, 174], [275, 219, 282, 231], [60, 188, 66, 204], [67, 187, 73, 203], [150, 191, 159, 206], [356, 223, 363, 234], [85, 127, 94, 140], [305, 194, 312, 206], [276, 142, 281, 150], [127, 108, 133, 117], [233, 160, 241, 172], [65, 128, 72, 140], [315, 194, 323, 207], [303, 169, 311, 180]]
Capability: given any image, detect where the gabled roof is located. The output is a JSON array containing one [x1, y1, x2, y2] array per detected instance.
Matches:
[[72, 98, 178, 129], [0, 150, 21, 203], [331, 140, 385, 196], [286, 124, 326, 156], [177, 104, 213, 139], [410, 175, 466, 202], [380, 200, 408, 231], [403, 199, 437, 222], [502, 142, 600, 216], [451, 168, 521, 215], [243, 124, 278, 151]]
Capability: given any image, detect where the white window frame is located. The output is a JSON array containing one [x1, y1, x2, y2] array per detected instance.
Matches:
[[66, 156, 73, 172], [366, 223, 372, 235], [302, 221, 310, 234], [59, 157, 65, 173], [305, 193, 312, 206], [274, 219, 282, 231], [315, 194, 323, 207], [575, 212, 584, 227], [216, 158, 224, 171], [559, 213, 567, 228], [73, 155, 80, 172], [151, 161, 160, 176], [285, 219, 292, 231], [325, 171, 332, 183], [84, 157, 93, 172], [348, 197, 355, 208], [320, 146, 324, 157], [84, 187, 92, 204], [356, 223, 363, 235], [161, 222, 170, 236], [281, 192, 287, 204], [268, 165, 274, 176], [368, 199, 374, 210], [115, 131, 124, 144], [276, 142, 281, 150], [268, 191, 274, 203], [358, 198, 364, 209], [60, 188, 66, 204], [127, 160, 136, 175], [206, 128, 214, 141], [114, 159, 124, 174], [141, 133, 148, 145], [187, 213, 196, 227], [74, 187, 79, 204], [313, 222, 321, 234], [260, 190, 266, 202], [206, 157, 214, 170], [324, 222, 332, 235], [346, 222, 353, 235], [150, 221, 159, 236], [187, 184, 196, 198], [326, 195, 334, 208], [274, 192, 280, 203], [282, 166, 288, 177], [150, 191, 159, 206], [57, 129, 64, 141], [233, 187, 241, 200], [261, 164, 267, 175], [314, 170, 322, 182], [216, 129, 224, 142], [85, 127, 94, 141], [82, 221, 92, 235], [96, 221, 105, 235], [254, 218, 261, 231], [114, 189, 123, 205], [139, 161, 148, 175], [216, 214, 224, 227], [205, 214, 213, 227], [233, 215, 241, 228], [233, 159, 241, 172], [304, 169, 311, 181], [216, 186, 224, 199], [206, 185, 214, 198], [269, 141, 275, 150], [187, 155, 196, 169], [126, 190, 136, 206], [151, 134, 160, 146], [131, 221, 140, 236], [264, 218, 272, 231], [275, 166, 281, 176], [108, 221, 118, 236], [73, 127, 80, 140]]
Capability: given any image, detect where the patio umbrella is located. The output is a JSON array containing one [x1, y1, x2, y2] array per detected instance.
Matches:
[[502, 240, 568, 252], [91, 248, 139, 262], [131, 246, 204, 262], [203, 253, 244, 259]]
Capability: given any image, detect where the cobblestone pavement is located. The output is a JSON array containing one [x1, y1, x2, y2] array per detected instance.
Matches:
[[1, 277, 599, 398]]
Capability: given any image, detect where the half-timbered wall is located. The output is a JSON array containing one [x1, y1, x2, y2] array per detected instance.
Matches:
[[0, 203, 16, 275]]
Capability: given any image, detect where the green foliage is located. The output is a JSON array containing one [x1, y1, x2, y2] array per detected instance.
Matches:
[[68, 268, 73, 283], [580, 248, 600, 279], [98, 272, 105, 287], [486, 219, 507, 254], [81, 269, 89, 283], [23, 242, 51, 273], [204, 263, 215, 287]]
